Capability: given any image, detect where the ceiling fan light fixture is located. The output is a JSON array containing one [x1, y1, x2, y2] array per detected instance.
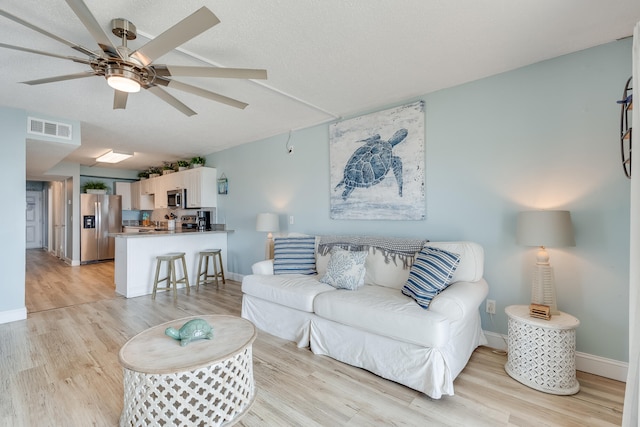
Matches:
[[106, 66, 142, 93], [107, 75, 140, 93], [96, 149, 133, 163]]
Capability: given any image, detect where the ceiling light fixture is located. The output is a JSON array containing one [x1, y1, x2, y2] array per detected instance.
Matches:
[[106, 66, 142, 93], [107, 76, 140, 93], [96, 149, 133, 163]]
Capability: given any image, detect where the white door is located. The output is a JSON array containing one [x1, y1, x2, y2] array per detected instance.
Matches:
[[51, 181, 66, 258], [26, 191, 43, 249]]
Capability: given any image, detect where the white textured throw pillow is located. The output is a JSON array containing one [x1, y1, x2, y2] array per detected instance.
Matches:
[[319, 247, 367, 290]]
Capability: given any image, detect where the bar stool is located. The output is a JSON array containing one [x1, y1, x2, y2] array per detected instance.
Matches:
[[152, 252, 190, 300], [196, 249, 225, 289]]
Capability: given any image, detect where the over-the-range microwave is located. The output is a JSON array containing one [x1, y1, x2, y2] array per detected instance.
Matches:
[[167, 189, 186, 208]]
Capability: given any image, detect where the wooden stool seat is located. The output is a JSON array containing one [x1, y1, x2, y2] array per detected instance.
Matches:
[[196, 249, 225, 289], [152, 252, 190, 300]]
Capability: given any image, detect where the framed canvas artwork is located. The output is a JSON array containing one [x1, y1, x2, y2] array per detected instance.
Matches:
[[329, 101, 425, 220]]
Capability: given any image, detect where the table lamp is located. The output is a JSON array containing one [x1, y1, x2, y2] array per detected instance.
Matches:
[[516, 210, 575, 315], [256, 213, 280, 259]]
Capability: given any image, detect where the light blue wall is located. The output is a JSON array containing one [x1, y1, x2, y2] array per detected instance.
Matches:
[[1, 107, 27, 316], [211, 39, 632, 362]]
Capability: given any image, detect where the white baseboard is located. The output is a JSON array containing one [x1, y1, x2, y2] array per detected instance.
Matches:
[[0, 307, 27, 324], [483, 330, 628, 382], [226, 272, 244, 282]]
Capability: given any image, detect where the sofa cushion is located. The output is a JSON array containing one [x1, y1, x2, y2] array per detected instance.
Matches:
[[319, 247, 367, 290], [316, 236, 427, 287], [402, 246, 461, 309], [364, 247, 412, 289], [427, 242, 484, 282], [313, 285, 451, 347], [273, 237, 317, 275], [242, 274, 334, 312]]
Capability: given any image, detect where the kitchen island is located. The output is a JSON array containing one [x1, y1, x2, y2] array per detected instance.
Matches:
[[112, 229, 232, 298]]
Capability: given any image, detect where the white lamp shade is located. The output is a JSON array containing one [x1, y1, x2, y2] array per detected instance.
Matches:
[[516, 210, 575, 248], [256, 213, 279, 232]]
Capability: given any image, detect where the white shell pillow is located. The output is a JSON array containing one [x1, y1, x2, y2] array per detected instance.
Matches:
[[319, 247, 367, 290]]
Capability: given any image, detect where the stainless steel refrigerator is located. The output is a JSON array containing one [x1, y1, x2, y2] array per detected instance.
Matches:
[[81, 194, 122, 263]]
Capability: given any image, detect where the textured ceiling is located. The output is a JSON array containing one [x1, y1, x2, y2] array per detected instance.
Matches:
[[1, 0, 638, 179]]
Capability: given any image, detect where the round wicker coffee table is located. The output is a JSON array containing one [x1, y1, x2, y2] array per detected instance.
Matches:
[[505, 305, 580, 395], [119, 315, 257, 426]]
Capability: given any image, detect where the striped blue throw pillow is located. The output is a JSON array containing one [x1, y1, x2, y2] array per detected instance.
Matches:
[[273, 237, 317, 275], [402, 246, 460, 309]]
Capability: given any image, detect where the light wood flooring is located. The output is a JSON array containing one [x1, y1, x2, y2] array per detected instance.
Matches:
[[4, 248, 624, 426]]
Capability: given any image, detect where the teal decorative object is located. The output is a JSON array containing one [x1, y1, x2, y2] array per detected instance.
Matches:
[[165, 318, 214, 346]]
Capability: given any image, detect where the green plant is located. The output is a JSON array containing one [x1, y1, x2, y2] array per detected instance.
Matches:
[[82, 180, 109, 192], [148, 166, 162, 175], [137, 170, 149, 179], [176, 160, 189, 168], [162, 163, 174, 170], [190, 156, 205, 166]]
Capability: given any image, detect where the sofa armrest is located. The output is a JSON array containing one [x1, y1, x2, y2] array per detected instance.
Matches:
[[428, 278, 489, 321], [251, 259, 274, 275]]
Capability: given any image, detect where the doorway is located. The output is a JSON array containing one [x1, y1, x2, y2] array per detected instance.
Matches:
[[26, 191, 43, 249]]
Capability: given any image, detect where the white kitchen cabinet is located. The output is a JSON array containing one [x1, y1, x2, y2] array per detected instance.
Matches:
[[184, 167, 217, 208], [131, 181, 154, 211], [164, 172, 185, 190], [114, 182, 132, 210], [135, 167, 216, 209], [139, 177, 155, 195], [154, 174, 169, 208]]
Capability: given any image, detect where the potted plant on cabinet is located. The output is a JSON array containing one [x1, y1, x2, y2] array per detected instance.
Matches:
[[137, 171, 149, 180], [148, 166, 161, 178], [176, 160, 189, 171], [190, 156, 205, 168], [82, 181, 109, 194], [162, 162, 175, 175]]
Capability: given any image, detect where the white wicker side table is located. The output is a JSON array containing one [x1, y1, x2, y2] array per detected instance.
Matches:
[[119, 315, 257, 426], [504, 305, 580, 395]]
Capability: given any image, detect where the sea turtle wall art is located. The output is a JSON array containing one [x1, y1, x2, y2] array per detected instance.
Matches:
[[329, 101, 425, 220]]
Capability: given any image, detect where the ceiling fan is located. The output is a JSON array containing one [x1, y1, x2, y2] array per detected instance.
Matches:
[[0, 0, 267, 116]]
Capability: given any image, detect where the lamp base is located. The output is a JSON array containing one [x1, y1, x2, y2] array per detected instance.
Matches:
[[531, 263, 559, 315], [265, 233, 274, 260]]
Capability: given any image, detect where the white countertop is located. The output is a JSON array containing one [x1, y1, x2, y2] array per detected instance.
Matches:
[[111, 229, 233, 238]]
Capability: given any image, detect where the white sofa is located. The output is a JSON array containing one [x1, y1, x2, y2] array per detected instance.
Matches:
[[241, 237, 489, 399]]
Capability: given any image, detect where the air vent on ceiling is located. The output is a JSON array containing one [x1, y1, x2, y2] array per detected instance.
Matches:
[[27, 117, 72, 140]]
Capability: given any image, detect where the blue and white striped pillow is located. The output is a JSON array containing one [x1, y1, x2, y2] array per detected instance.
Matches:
[[402, 246, 460, 309], [273, 237, 317, 275]]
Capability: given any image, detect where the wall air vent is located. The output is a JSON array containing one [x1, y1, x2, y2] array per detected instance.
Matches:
[[27, 117, 72, 140]]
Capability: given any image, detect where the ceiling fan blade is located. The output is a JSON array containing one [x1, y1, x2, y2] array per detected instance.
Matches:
[[64, 0, 121, 58], [155, 65, 267, 80], [113, 90, 128, 110], [146, 86, 197, 116], [161, 79, 248, 110], [0, 9, 97, 57], [131, 7, 220, 67], [21, 71, 96, 85], [0, 43, 92, 65]]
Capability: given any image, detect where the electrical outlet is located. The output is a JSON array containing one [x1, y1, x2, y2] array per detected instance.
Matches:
[[289, 215, 294, 225], [486, 299, 496, 315]]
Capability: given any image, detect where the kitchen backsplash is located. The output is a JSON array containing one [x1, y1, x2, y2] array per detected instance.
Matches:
[[122, 207, 216, 226]]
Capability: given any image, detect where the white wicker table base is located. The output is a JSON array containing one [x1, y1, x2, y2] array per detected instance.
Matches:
[[504, 305, 580, 395], [120, 347, 255, 426], [118, 315, 257, 426]]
